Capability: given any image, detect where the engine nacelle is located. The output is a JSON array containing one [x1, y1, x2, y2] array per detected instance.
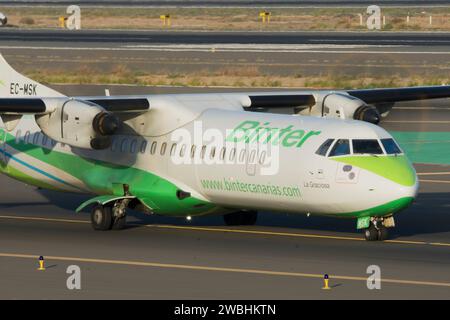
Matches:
[[311, 93, 380, 124], [36, 99, 120, 150]]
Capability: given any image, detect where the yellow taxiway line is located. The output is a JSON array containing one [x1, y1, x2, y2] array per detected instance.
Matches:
[[146, 224, 366, 242], [419, 179, 450, 184], [0, 214, 449, 247], [0, 215, 89, 224], [417, 172, 450, 176], [0, 252, 449, 288]]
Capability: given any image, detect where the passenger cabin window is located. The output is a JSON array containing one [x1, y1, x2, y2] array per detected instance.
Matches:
[[15, 130, 21, 144], [130, 140, 137, 154], [111, 138, 118, 152], [229, 148, 236, 161], [219, 147, 226, 160], [42, 134, 48, 146], [180, 144, 186, 157], [33, 133, 40, 145], [200, 146, 206, 159], [239, 149, 246, 162], [24, 131, 31, 144], [249, 150, 256, 163], [381, 138, 402, 155], [140, 141, 147, 153], [170, 143, 177, 156], [328, 139, 350, 157], [150, 142, 157, 155], [316, 139, 334, 156], [353, 139, 383, 155], [259, 151, 266, 164], [120, 139, 129, 153], [160, 142, 167, 155]]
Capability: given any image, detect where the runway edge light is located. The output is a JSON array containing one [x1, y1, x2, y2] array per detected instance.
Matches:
[[38, 256, 45, 271], [322, 274, 331, 290]]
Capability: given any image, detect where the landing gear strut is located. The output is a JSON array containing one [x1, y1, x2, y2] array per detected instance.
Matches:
[[364, 219, 389, 241], [223, 211, 258, 226], [91, 199, 130, 231]]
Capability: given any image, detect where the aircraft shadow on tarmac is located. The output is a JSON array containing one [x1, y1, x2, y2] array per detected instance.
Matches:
[[0, 188, 442, 239]]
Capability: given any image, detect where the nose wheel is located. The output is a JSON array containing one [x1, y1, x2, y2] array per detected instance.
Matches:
[[364, 220, 389, 241]]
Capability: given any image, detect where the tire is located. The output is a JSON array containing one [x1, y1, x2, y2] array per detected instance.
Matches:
[[377, 226, 389, 241], [91, 205, 113, 231], [364, 224, 379, 241], [111, 215, 127, 230]]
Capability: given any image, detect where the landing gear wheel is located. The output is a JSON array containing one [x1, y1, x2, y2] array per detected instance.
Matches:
[[91, 205, 113, 231], [223, 211, 258, 226], [377, 226, 389, 241], [111, 215, 127, 230], [364, 224, 379, 241]]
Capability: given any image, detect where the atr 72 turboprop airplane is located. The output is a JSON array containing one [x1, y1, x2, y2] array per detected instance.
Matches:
[[1, 55, 449, 241]]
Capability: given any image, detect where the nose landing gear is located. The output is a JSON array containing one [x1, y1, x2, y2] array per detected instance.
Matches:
[[364, 218, 389, 241]]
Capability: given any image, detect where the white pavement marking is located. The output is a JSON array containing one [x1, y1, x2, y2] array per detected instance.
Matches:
[[2, 44, 450, 55]]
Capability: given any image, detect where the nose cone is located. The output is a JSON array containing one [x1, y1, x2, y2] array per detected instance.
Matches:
[[395, 180, 419, 210], [335, 154, 417, 187], [382, 155, 417, 188], [386, 158, 419, 213], [333, 154, 418, 216]]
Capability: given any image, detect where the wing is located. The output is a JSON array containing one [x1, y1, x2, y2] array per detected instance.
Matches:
[[348, 86, 450, 104]]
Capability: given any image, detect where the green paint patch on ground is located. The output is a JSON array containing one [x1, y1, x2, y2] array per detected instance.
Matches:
[[390, 131, 450, 165]]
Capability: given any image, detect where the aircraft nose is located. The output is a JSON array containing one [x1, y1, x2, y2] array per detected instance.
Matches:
[[391, 163, 419, 211], [397, 180, 418, 204]]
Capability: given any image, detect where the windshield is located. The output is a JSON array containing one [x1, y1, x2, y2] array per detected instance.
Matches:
[[316, 139, 334, 156], [381, 138, 402, 154], [352, 139, 383, 155], [329, 139, 350, 157]]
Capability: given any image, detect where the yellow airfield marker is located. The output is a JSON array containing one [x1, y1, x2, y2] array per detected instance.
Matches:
[[37, 256, 45, 271], [322, 274, 331, 290]]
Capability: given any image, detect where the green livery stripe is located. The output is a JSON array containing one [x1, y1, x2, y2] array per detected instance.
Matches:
[[2, 131, 216, 216], [336, 197, 414, 218], [332, 155, 416, 187], [1, 162, 67, 192]]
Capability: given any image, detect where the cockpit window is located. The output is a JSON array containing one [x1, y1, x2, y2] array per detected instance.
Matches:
[[352, 139, 383, 155], [381, 138, 402, 154], [328, 139, 350, 157], [316, 139, 334, 156]]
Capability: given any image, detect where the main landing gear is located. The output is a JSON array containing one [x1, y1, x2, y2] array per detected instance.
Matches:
[[364, 218, 389, 241], [91, 199, 130, 231], [223, 210, 258, 226]]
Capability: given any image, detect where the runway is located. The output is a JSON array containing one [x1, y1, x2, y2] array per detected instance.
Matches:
[[2, 29, 450, 46], [0, 84, 449, 299], [1, 29, 450, 85], [2, 0, 449, 8]]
